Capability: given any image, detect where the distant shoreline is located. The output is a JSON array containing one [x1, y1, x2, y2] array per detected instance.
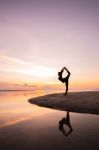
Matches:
[[0, 89, 99, 92], [0, 90, 34, 92]]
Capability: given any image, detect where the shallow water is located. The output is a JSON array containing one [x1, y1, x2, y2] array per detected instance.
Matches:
[[0, 91, 99, 150]]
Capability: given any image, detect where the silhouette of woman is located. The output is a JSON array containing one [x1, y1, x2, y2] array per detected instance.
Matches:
[[58, 67, 71, 95], [59, 111, 73, 137]]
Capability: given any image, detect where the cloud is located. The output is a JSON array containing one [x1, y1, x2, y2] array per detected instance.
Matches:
[[0, 54, 56, 77], [0, 54, 32, 65]]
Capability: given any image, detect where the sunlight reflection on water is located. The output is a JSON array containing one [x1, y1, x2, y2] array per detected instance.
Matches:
[[0, 91, 52, 128]]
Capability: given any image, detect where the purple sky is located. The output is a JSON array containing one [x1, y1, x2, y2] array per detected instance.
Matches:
[[0, 0, 99, 90]]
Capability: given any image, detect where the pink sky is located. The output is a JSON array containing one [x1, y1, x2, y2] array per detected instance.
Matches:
[[0, 0, 99, 90]]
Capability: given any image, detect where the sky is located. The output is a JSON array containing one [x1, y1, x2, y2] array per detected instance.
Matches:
[[0, 0, 99, 90]]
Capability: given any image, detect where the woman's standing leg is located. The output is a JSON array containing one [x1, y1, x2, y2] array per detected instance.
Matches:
[[64, 81, 68, 95]]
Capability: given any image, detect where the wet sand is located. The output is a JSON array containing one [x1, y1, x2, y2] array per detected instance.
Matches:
[[29, 91, 99, 115]]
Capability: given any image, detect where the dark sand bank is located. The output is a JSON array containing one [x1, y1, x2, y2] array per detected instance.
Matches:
[[29, 91, 99, 115]]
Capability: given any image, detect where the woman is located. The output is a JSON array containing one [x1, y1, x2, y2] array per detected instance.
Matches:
[[58, 67, 71, 95]]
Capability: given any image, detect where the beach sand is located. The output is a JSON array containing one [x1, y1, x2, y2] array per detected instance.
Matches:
[[29, 91, 99, 115]]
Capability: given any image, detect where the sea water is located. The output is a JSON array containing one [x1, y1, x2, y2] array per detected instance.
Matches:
[[0, 91, 99, 150]]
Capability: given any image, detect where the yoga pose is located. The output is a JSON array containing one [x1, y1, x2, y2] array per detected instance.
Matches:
[[58, 67, 71, 95]]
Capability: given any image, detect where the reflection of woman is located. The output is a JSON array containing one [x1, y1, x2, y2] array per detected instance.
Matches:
[[59, 111, 73, 137], [58, 67, 71, 95]]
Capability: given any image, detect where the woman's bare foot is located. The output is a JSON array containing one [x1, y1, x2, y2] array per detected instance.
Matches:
[[64, 92, 67, 96]]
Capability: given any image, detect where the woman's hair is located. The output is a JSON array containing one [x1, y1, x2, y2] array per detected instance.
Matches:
[[58, 72, 61, 76]]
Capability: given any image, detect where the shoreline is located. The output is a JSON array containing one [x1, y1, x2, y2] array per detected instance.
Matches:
[[29, 91, 99, 115]]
